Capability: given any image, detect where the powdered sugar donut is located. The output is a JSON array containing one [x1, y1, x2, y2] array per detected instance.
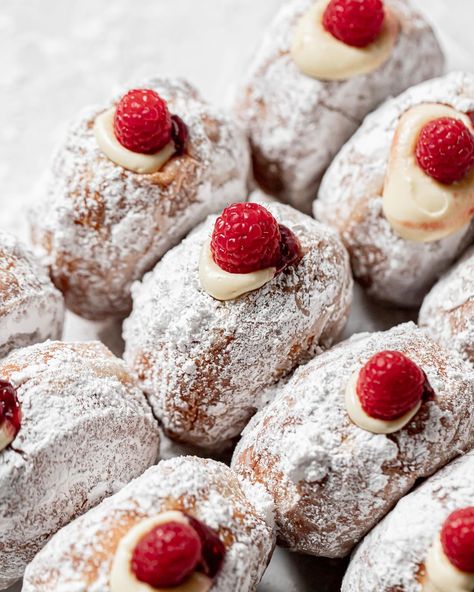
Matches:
[[123, 200, 353, 450], [342, 451, 474, 591], [0, 231, 64, 358], [419, 245, 474, 366], [314, 72, 474, 307], [234, 0, 443, 213], [23, 456, 275, 592], [0, 341, 160, 589], [31, 77, 250, 320], [231, 322, 474, 558]]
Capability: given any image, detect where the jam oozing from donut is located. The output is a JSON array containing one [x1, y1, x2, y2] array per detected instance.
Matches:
[[441, 507, 474, 574], [130, 515, 226, 589], [0, 380, 21, 448], [187, 516, 226, 579], [113, 88, 189, 157], [322, 0, 385, 48], [356, 351, 428, 421], [210, 203, 301, 275], [415, 117, 474, 185], [171, 115, 189, 156], [131, 521, 202, 588], [276, 224, 302, 273]]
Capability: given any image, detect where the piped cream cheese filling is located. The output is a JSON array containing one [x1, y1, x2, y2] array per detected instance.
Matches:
[[199, 240, 276, 301], [383, 104, 474, 243], [291, 0, 399, 81], [0, 422, 16, 452], [424, 535, 474, 592], [345, 371, 421, 435], [94, 108, 176, 174], [110, 511, 212, 592]]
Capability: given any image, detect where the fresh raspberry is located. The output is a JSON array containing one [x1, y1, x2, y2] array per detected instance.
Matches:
[[322, 0, 385, 48], [415, 117, 474, 184], [441, 507, 474, 573], [114, 89, 172, 154], [211, 203, 281, 274], [0, 381, 21, 437], [131, 521, 202, 587], [187, 516, 226, 578], [356, 351, 425, 421]]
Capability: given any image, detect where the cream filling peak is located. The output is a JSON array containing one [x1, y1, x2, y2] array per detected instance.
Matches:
[[0, 422, 16, 452], [383, 104, 474, 243], [424, 535, 474, 592], [199, 240, 276, 301], [345, 371, 421, 435], [94, 108, 175, 174], [110, 511, 212, 592], [291, 0, 399, 81]]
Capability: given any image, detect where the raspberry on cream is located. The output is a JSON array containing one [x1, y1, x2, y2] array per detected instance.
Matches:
[[94, 88, 188, 174], [345, 350, 428, 434], [199, 203, 301, 301], [110, 511, 225, 592], [424, 508, 474, 592], [291, 0, 398, 81], [0, 380, 21, 451], [383, 104, 474, 243]]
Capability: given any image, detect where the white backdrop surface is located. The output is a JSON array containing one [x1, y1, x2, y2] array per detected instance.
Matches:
[[1, 1, 474, 590]]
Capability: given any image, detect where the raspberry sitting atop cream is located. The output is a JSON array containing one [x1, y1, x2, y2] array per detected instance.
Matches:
[[199, 203, 301, 301], [94, 88, 188, 174], [291, 0, 398, 81], [383, 104, 474, 243], [345, 350, 429, 434]]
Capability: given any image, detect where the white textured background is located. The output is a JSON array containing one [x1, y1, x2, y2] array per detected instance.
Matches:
[[2, 1, 473, 590]]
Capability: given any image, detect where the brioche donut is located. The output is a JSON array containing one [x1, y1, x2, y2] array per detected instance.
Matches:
[[123, 199, 353, 450], [0, 231, 64, 358], [30, 77, 250, 320], [0, 340, 160, 589], [342, 451, 474, 592], [231, 322, 474, 558], [419, 245, 474, 366], [234, 0, 443, 213], [23, 456, 275, 592], [315, 72, 474, 307]]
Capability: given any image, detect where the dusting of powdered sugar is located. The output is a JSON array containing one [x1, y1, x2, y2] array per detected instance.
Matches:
[[232, 322, 474, 558], [419, 245, 474, 366], [342, 450, 474, 591], [23, 456, 275, 592], [30, 77, 250, 320], [123, 198, 353, 449], [0, 230, 64, 358], [315, 71, 474, 307], [233, 0, 444, 213], [0, 340, 160, 589]]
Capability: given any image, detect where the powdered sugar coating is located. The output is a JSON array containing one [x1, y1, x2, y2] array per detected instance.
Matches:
[[0, 340, 160, 589], [419, 245, 474, 366], [30, 77, 250, 320], [342, 450, 474, 591], [232, 322, 474, 557], [233, 0, 444, 213], [123, 199, 353, 449], [315, 72, 474, 307], [0, 231, 64, 358], [23, 456, 275, 592]]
